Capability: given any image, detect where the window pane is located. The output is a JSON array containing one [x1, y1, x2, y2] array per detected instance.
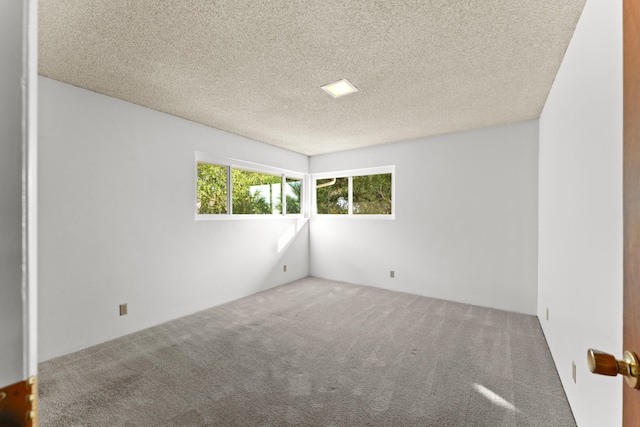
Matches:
[[285, 178, 302, 214], [232, 169, 282, 214], [353, 173, 392, 215], [197, 162, 228, 214], [316, 177, 349, 214]]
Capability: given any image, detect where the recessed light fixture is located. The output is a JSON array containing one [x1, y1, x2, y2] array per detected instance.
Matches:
[[321, 79, 358, 98]]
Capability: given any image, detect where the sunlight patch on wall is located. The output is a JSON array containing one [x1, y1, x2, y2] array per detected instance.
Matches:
[[277, 218, 308, 253]]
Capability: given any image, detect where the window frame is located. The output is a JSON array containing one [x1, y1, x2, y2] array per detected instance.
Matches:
[[312, 165, 395, 219], [195, 152, 308, 220]]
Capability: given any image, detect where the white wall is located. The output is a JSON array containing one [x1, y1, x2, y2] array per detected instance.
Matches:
[[538, 0, 623, 425], [310, 120, 539, 314], [39, 78, 310, 361], [0, 0, 26, 387]]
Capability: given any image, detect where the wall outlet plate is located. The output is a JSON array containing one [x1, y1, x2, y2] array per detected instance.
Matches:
[[119, 303, 128, 316], [283, 265, 287, 272], [390, 270, 395, 278]]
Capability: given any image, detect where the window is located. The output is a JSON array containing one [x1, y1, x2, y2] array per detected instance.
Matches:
[[197, 163, 227, 214], [316, 177, 349, 214], [196, 153, 306, 218], [232, 169, 282, 214], [353, 173, 392, 215], [313, 166, 394, 217], [285, 178, 302, 215]]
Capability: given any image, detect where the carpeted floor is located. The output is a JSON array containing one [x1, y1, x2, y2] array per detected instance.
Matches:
[[38, 277, 576, 426]]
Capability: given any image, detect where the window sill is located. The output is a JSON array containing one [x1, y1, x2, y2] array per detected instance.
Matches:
[[195, 214, 307, 221], [311, 214, 395, 220]]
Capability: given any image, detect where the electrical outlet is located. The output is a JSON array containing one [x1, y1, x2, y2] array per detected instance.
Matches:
[[283, 265, 287, 272], [119, 303, 128, 316], [546, 308, 549, 321], [572, 361, 576, 383], [390, 270, 395, 278]]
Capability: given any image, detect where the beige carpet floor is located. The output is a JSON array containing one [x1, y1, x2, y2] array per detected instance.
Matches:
[[38, 277, 575, 426]]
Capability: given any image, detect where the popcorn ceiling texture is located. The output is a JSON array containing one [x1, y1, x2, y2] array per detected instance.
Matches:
[[39, 0, 586, 156]]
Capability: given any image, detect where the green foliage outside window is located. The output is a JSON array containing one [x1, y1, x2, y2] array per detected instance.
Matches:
[[353, 173, 392, 214], [316, 177, 349, 214], [197, 163, 227, 214], [285, 178, 302, 214], [232, 169, 282, 214], [316, 173, 392, 215], [197, 162, 302, 215]]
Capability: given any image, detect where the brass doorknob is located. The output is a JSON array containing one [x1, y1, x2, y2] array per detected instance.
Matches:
[[587, 348, 640, 389]]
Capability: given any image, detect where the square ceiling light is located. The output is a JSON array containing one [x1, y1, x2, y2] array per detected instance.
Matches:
[[321, 79, 358, 98]]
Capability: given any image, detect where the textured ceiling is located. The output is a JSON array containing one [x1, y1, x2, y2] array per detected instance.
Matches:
[[39, 0, 586, 156]]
